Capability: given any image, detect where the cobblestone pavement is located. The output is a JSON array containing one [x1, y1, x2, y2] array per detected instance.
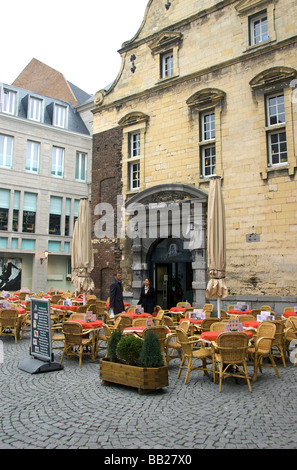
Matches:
[[0, 333, 297, 451]]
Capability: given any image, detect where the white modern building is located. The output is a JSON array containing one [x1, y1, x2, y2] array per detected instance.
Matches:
[[0, 79, 92, 293]]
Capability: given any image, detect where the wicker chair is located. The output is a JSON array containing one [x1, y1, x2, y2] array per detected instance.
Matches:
[[113, 315, 132, 331], [0, 309, 20, 343], [166, 319, 191, 364], [177, 301, 191, 308], [214, 332, 252, 392], [260, 305, 272, 311], [210, 322, 228, 331], [250, 309, 261, 319], [143, 326, 168, 365], [237, 315, 255, 322], [51, 323, 65, 350], [60, 321, 95, 367], [68, 313, 86, 321], [163, 315, 177, 332], [284, 317, 297, 362], [154, 310, 165, 326], [248, 322, 280, 382], [266, 320, 286, 367], [202, 304, 213, 315], [283, 307, 295, 313], [227, 304, 234, 311], [175, 327, 213, 384], [132, 318, 147, 327], [76, 305, 88, 313], [200, 318, 221, 333]]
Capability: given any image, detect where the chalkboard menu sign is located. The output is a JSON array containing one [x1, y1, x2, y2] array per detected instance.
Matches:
[[30, 298, 52, 362]]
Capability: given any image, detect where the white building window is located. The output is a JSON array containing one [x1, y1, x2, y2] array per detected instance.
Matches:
[[130, 132, 140, 157], [3, 89, 17, 115], [266, 93, 287, 166], [200, 111, 216, 177], [51, 146, 64, 177], [28, 96, 42, 121], [75, 151, 87, 181], [129, 161, 140, 190], [161, 51, 174, 79], [26, 140, 40, 173], [250, 11, 268, 46], [0, 134, 13, 168], [54, 104, 67, 128]]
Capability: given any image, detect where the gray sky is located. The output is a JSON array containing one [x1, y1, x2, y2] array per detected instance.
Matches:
[[1, 0, 149, 95]]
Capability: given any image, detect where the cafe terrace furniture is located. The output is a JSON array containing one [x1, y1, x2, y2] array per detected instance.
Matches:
[[202, 303, 213, 314], [248, 322, 280, 382], [200, 318, 221, 333], [51, 323, 65, 350], [214, 332, 252, 393], [283, 311, 297, 319], [0, 309, 20, 343], [268, 320, 286, 368], [177, 302, 191, 308], [200, 330, 254, 343], [163, 315, 177, 332], [210, 322, 228, 331], [165, 320, 190, 364], [118, 312, 151, 320], [112, 315, 132, 331], [261, 305, 272, 311], [60, 321, 96, 367], [154, 310, 165, 326], [284, 317, 297, 360], [176, 327, 214, 384], [132, 318, 148, 326]]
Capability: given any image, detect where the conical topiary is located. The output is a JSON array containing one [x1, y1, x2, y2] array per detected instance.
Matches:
[[138, 330, 164, 368], [107, 330, 122, 362]]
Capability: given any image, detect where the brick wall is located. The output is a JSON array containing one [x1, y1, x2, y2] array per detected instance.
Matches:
[[91, 126, 123, 300]]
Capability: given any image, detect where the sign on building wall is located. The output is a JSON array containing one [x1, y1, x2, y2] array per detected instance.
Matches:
[[0, 258, 21, 291]]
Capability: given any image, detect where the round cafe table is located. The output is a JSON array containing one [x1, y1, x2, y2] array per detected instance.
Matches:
[[283, 311, 297, 319], [227, 309, 253, 315], [119, 312, 151, 320], [200, 330, 253, 343], [51, 305, 79, 312], [67, 319, 103, 329]]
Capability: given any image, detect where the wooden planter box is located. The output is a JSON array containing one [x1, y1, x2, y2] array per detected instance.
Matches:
[[100, 358, 168, 394]]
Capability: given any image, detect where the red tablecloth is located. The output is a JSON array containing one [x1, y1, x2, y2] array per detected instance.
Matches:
[[8, 297, 19, 301], [124, 326, 171, 335], [242, 321, 261, 329], [170, 307, 186, 312], [51, 305, 79, 312], [283, 311, 297, 318], [16, 307, 26, 315], [180, 318, 203, 324], [200, 330, 253, 343], [67, 319, 103, 329], [105, 302, 130, 307], [227, 309, 253, 315], [120, 312, 151, 319]]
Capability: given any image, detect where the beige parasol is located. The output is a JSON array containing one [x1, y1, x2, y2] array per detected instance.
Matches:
[[206, 177, 228, 318], [71, 198, 94, 294]]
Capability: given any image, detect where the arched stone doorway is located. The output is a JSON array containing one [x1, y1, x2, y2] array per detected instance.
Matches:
[[125, 183, 208, 308]]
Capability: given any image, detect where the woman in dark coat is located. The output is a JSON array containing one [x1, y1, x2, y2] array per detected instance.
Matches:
[[137, 278, 156, 314]]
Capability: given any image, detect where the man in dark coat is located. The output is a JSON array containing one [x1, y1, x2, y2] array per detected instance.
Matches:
[[109, 272, 125, 315], [137, 278, 156, 314]]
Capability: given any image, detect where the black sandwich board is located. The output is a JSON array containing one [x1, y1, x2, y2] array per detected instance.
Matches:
[[18, 298, 64, 374]]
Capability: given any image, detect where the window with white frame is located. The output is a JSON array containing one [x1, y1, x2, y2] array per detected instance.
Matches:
[[266, 93, 287, 166], [200, 111, 216, 177], [0, 134, 13, 168], [54, 104, 67, 128], [26, 140, 40, 173], [129, 161, 140, 190], [51, 146, 64, 177], [161, 51, 174, 79], [130, 132, 140, 157], [75, 151, 87, 181], [3, 89, 17, 115], [28, 96, 42, 121], [249, 11, 268, 46]]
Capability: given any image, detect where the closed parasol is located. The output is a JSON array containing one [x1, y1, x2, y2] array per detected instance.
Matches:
[[206, 177, 228, 318], [71, 198, 94, 294]]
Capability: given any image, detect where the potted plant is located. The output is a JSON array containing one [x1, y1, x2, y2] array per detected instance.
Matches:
[[100, 330, 168, 393]]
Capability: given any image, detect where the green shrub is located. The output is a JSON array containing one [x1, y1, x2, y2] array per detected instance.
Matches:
[[116, 334, 143, 365], [107, 330, 122, 362], [138, 330, 164, 368]]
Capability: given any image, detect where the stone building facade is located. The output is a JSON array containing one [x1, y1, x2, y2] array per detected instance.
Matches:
[[91, 0, 297, 311]]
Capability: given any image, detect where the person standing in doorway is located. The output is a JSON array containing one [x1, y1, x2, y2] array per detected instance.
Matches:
[[109, 272, 125, 316], [137, 278, 156, 314]]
